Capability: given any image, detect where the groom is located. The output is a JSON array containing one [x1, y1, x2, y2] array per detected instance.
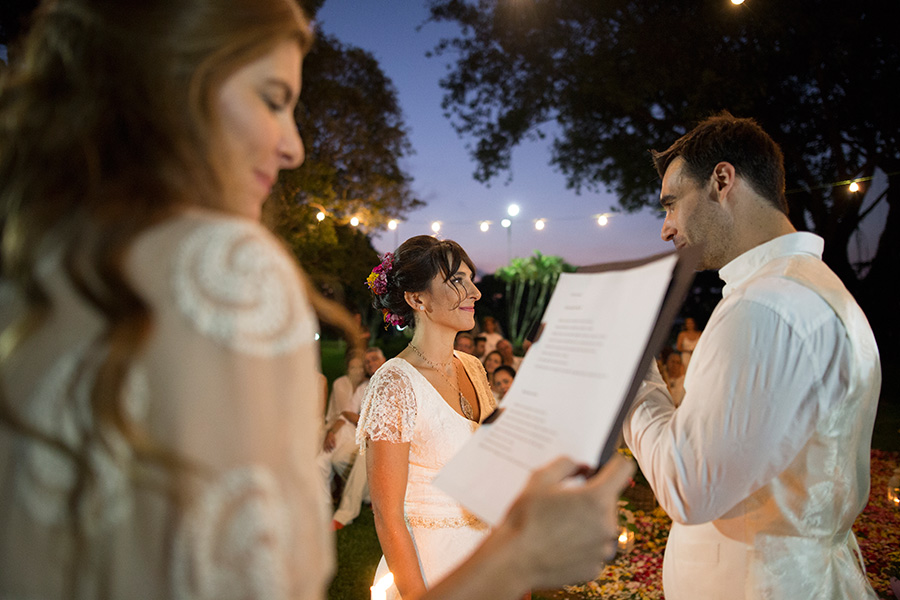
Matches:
[[624, 113, 881, 599]]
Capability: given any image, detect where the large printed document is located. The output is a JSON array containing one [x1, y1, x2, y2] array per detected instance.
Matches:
[[433, 250, 698, 526]]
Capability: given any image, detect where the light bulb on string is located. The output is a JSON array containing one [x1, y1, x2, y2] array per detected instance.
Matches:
[[507, 204, 520, 217], [597, 214, 609, 227], [316, 211, 325, 222], [388, 219, 398, 230], [501, 218, 512, 228], [534, 219, 545, 231], [849, 181, 860, 193], [350, 216, 360, 227], [480, 221, 490, 232], [431, 221, 441, 233]]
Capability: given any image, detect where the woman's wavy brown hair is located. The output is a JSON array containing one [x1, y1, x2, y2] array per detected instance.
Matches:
[[0, 0, 360, 581]]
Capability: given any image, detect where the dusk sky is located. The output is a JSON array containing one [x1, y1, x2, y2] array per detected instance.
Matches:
[[1, 2, 885, 276], [315, 1, 673, 276]]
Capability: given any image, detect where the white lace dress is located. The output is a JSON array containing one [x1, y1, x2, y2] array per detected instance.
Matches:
[[0, 209, 332, 600], [357, 354, 495, 600]]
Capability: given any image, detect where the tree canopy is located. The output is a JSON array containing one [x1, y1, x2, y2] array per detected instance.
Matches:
[[426, 1, 899, 289], [271, 31, 421, 317], [274, 32, 421, 235]]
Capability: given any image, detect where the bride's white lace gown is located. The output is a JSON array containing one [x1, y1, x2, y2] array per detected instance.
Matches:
[[0, 210, 332, 600], [357, 354, 495, 600]]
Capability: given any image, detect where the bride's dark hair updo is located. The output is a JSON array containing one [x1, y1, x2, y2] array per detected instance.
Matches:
[[373, 235, 476, 328]]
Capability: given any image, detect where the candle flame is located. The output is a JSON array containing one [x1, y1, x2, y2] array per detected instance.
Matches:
[[371, 572, 394, 600]]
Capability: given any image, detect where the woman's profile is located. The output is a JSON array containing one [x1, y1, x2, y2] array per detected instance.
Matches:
[[0, 1, 342, 596], [358, 236, 495, 599]]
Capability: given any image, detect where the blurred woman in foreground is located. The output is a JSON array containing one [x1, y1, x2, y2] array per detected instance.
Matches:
[[0, 1, 632, 598]]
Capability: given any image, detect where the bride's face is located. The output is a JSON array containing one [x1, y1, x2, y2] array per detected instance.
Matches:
[[419, 262, 481, 332]]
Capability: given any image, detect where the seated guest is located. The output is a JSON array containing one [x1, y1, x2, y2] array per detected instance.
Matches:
[[483, 350, 504, 378], [323, 349, 366, 425], [496, 338, 522, 370], [480, 316, 504, 354], [492, 365, 516, 402], [474, 334, 487, 359], [661, 348, 685, 407], [454, 331, 476, 355], [317, 347, 385, 504]]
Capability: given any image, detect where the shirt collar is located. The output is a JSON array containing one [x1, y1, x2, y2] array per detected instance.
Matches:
[[719, 232, 824, 297]]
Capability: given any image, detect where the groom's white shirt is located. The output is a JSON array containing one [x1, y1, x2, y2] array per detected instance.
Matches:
[[624, 233, 880, 599]]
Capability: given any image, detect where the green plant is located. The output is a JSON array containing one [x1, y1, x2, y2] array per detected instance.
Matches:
[[496, 251, 576, 350]]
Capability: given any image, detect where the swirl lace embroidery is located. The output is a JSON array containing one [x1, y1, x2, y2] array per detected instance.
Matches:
[[15, 344, 149, 534], [357, 365, 417, 451], [171, 466, 292, 600], [173, 221, 314, 356]]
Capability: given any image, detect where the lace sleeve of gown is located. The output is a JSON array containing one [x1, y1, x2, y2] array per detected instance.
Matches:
[[131, 215, 333, 600], [356, 362, 417, 452]]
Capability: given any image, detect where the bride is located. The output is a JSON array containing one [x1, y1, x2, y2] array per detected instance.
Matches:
[[357, 235, 496, 600]]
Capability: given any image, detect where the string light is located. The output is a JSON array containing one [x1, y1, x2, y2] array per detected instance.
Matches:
[[731, 0, 745, 5], [308, 172, 892, 236]]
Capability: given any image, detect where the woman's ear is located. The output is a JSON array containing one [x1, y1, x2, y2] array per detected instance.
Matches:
[[404, 290, 426, 314]]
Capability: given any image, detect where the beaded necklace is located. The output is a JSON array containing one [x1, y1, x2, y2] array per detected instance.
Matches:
[[407, 342, 476, 421]]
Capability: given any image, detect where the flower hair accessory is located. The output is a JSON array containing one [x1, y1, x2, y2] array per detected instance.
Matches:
[[366, 252, 394, 295], [366, 253, 404, 327]]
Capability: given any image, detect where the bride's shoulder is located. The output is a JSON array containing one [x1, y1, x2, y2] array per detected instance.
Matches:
[[370, 357, 414, 384]]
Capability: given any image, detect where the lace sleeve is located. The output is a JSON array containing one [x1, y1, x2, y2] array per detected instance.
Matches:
[[356, 364, 417, 452]]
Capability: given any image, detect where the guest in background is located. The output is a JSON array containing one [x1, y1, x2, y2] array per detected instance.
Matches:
[[317, 347, 384, 506], [675, 317, 702, 369], [474, 335, 487, 359], [661, 349, 685, 407], [323, 349, 366, 432], [492, 365, 516, 402], [480, 315, 504, 355], [454, 331, 475, 355], [483, 350, 504, 378], [496, 338, 522, 370]]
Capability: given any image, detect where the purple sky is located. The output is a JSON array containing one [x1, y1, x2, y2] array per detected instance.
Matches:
[[314, 1, 673, 276], [314, 1, 889, 278]]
